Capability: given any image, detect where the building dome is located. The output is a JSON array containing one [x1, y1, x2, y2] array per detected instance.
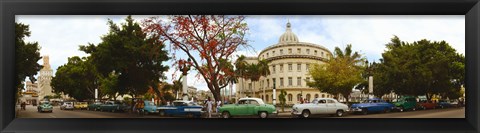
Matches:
[[278, 22, 299, 43]]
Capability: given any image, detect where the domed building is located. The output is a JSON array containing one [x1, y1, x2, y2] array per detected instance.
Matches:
[[236, 22, 335, 105]]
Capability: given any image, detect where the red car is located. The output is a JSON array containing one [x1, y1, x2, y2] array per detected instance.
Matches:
[[417, 100, 437, 110]]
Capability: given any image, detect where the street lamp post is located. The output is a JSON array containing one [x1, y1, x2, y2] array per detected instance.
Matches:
[[366, 60, 374, 99], [273, 81, 276, 105]]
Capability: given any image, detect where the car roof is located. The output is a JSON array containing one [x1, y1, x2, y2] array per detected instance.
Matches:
[[239, 97, 263, 101]]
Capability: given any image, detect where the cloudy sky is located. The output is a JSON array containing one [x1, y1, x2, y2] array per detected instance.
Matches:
[[16, 15, 465, 92]]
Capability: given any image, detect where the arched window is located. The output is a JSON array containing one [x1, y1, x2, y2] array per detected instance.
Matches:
[[306, 94, 311, 101], [314, 94, 319, 98], [297, 94, 302, 101], [266, 95, 269, 102], [322, 94, 325, 98], [262, 95, 264, 101], [288, 94, 293, 101]]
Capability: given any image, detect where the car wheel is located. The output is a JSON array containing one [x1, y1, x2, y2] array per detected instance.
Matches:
[[336, 110, 344, 117], [383, 108, 390, 113], [301, 110, 311, 118], [187, 113, 194, 118], [259, 112, 268, 118], [361, 108, 368, 115], [159, 111, 165, 116], [222, 111, 231, 118]]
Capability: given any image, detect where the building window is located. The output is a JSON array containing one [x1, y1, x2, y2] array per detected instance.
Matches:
[[280, 78, 284, 87], [267, 79, 270, 88], [321, 52, 324, 57], [272, 51, 275, 56], [262, 95, 264, 101], [314, 94, 319, 98], [297, 94, 302, 101], [288, 77, 293, 86], [322, 94, 325, 98], [288, 64, 292, 71], [267, 53, 269, 58], [272, 65, 276, 74], [280, 64, 284, 72], [288, 94, 293, 101], [288, 48, 292, 54], [280, 49, 283, 55], [306, 94, 311, 101], [297, 48, 301, 54], [297, 63, 301, 71], [306, 64, 310, 71], [272, 78, 276, 87], [314, 50, 317, 55], [306, 49, 310, 54], [297, 77, 302, 86]]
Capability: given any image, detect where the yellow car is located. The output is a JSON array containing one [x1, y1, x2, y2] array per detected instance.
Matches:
[[74, 102, 88, 110]]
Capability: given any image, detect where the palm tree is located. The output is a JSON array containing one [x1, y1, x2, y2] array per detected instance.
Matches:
[[333, 44, 365, 67], [234, 55, 248, 98], [246, 64, 260, 97], [257, 59, 270, 100]]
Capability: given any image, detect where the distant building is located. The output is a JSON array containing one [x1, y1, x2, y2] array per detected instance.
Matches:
[[22, 81, 39, 104], [38, 56, 54, 101], [235, 22, 334, 105]]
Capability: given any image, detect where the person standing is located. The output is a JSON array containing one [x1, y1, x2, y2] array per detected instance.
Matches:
[[206, 97, 213, 118], [216, 100, 222, 113]]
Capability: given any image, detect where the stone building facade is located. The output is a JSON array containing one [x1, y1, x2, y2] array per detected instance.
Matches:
[[236, 22, 338, 105], [38, 55, 54, 100]]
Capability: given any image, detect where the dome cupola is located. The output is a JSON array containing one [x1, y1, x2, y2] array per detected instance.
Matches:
[[278, 21, 299, 43]]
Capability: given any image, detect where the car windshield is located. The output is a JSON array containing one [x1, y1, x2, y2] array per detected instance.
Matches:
[[146, 101, 155, 106], [66, 102, 72, 105], [173, 102, 188, 106]]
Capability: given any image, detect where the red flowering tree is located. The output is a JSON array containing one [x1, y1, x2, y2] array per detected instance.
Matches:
[[142, 15, 250, 101]]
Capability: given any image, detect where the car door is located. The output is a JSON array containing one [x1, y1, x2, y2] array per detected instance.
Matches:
[[314, 99, 327, 114], [247, 100, 259, 115], [326, 99, 337, 114], [233, 100, 248, 115]]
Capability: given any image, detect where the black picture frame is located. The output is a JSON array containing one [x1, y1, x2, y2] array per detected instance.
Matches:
[[1, 0, 478, 133]]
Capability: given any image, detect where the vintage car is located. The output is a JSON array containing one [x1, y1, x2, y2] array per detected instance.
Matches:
[[99, 101, 128, 112], [350, 98, 395, 115], [143, 100, 159, 114], [437, 100, 453, 108], [60, 102, 74, 110], [417, 100, 437, 110], [74, 102, 88, 110], [393, 96, 418, 112], [219, 98, 277, 118], [87, 101, 103, 111], [157, 100, 203, 118], [292, 98, 349, 118], [37, 101, 53, 113]]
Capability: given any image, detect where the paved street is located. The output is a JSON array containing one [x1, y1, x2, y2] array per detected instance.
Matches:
[[18, 104, 464, 118]]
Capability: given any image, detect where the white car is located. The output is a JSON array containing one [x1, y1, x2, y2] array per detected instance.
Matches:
[[60, 102, 74, 110], [291, 98, 349, 118]]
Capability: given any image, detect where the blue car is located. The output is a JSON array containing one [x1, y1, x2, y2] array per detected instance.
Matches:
[[350, 98, 395, 115], [437, 100, 453, 109], [157, 100, 203, 118], [143, 100, 158, 114]]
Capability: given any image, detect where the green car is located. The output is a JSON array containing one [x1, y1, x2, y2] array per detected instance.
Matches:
[[219, 98, 277, 118], [37, 101, 53, 113], [87, 101, 103, 111], [393, 96, 418, 112]]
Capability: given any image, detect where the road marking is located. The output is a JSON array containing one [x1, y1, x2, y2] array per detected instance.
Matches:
[[49, 114, 57, 118]]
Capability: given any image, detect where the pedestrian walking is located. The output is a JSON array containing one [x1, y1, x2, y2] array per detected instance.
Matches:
[[216, 100, 222, 113]]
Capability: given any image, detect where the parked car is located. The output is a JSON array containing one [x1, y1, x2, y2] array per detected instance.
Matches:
[[74, 102, 88, 110], [143, 100, 159, 114], [219, 98, 277, 118], [60, 102, 74, 110], [87, 101, 103, 111], [417, 100, 437, 110], [448, 99, 460, 107], [292, 98, 349, 118], [37, 101, 53, 113], [157, 100, 203, 118], [393, 96, 418, 112], [437, 100, 453, 108], [99, 101, 128, 112], [350, 98, 395, 115]]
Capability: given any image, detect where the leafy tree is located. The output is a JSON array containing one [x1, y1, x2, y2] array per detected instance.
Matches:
[[278, 90, 287, 112], [234, 55, 249, 97], [142, 15, 250, 101], [380, 36, 464, 100], [15, 23, 42, 90], [80, 16, 170, 101], [51, 56, 98, 101], [307, 44, 365, 104], [99, 72, 119, 100]]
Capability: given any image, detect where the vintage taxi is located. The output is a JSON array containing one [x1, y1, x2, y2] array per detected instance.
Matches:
[[219, 97, 277, 118]]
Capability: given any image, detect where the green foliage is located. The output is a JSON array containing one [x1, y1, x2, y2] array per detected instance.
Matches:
[[379, 36, 465, 100], [51, 56, 98, 101], [99, 72, 119, 100], [278, 90, 287, 112], [15, 23, 42, 89], [80, 15, 170, 98], [307, 44, 364, 103]]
